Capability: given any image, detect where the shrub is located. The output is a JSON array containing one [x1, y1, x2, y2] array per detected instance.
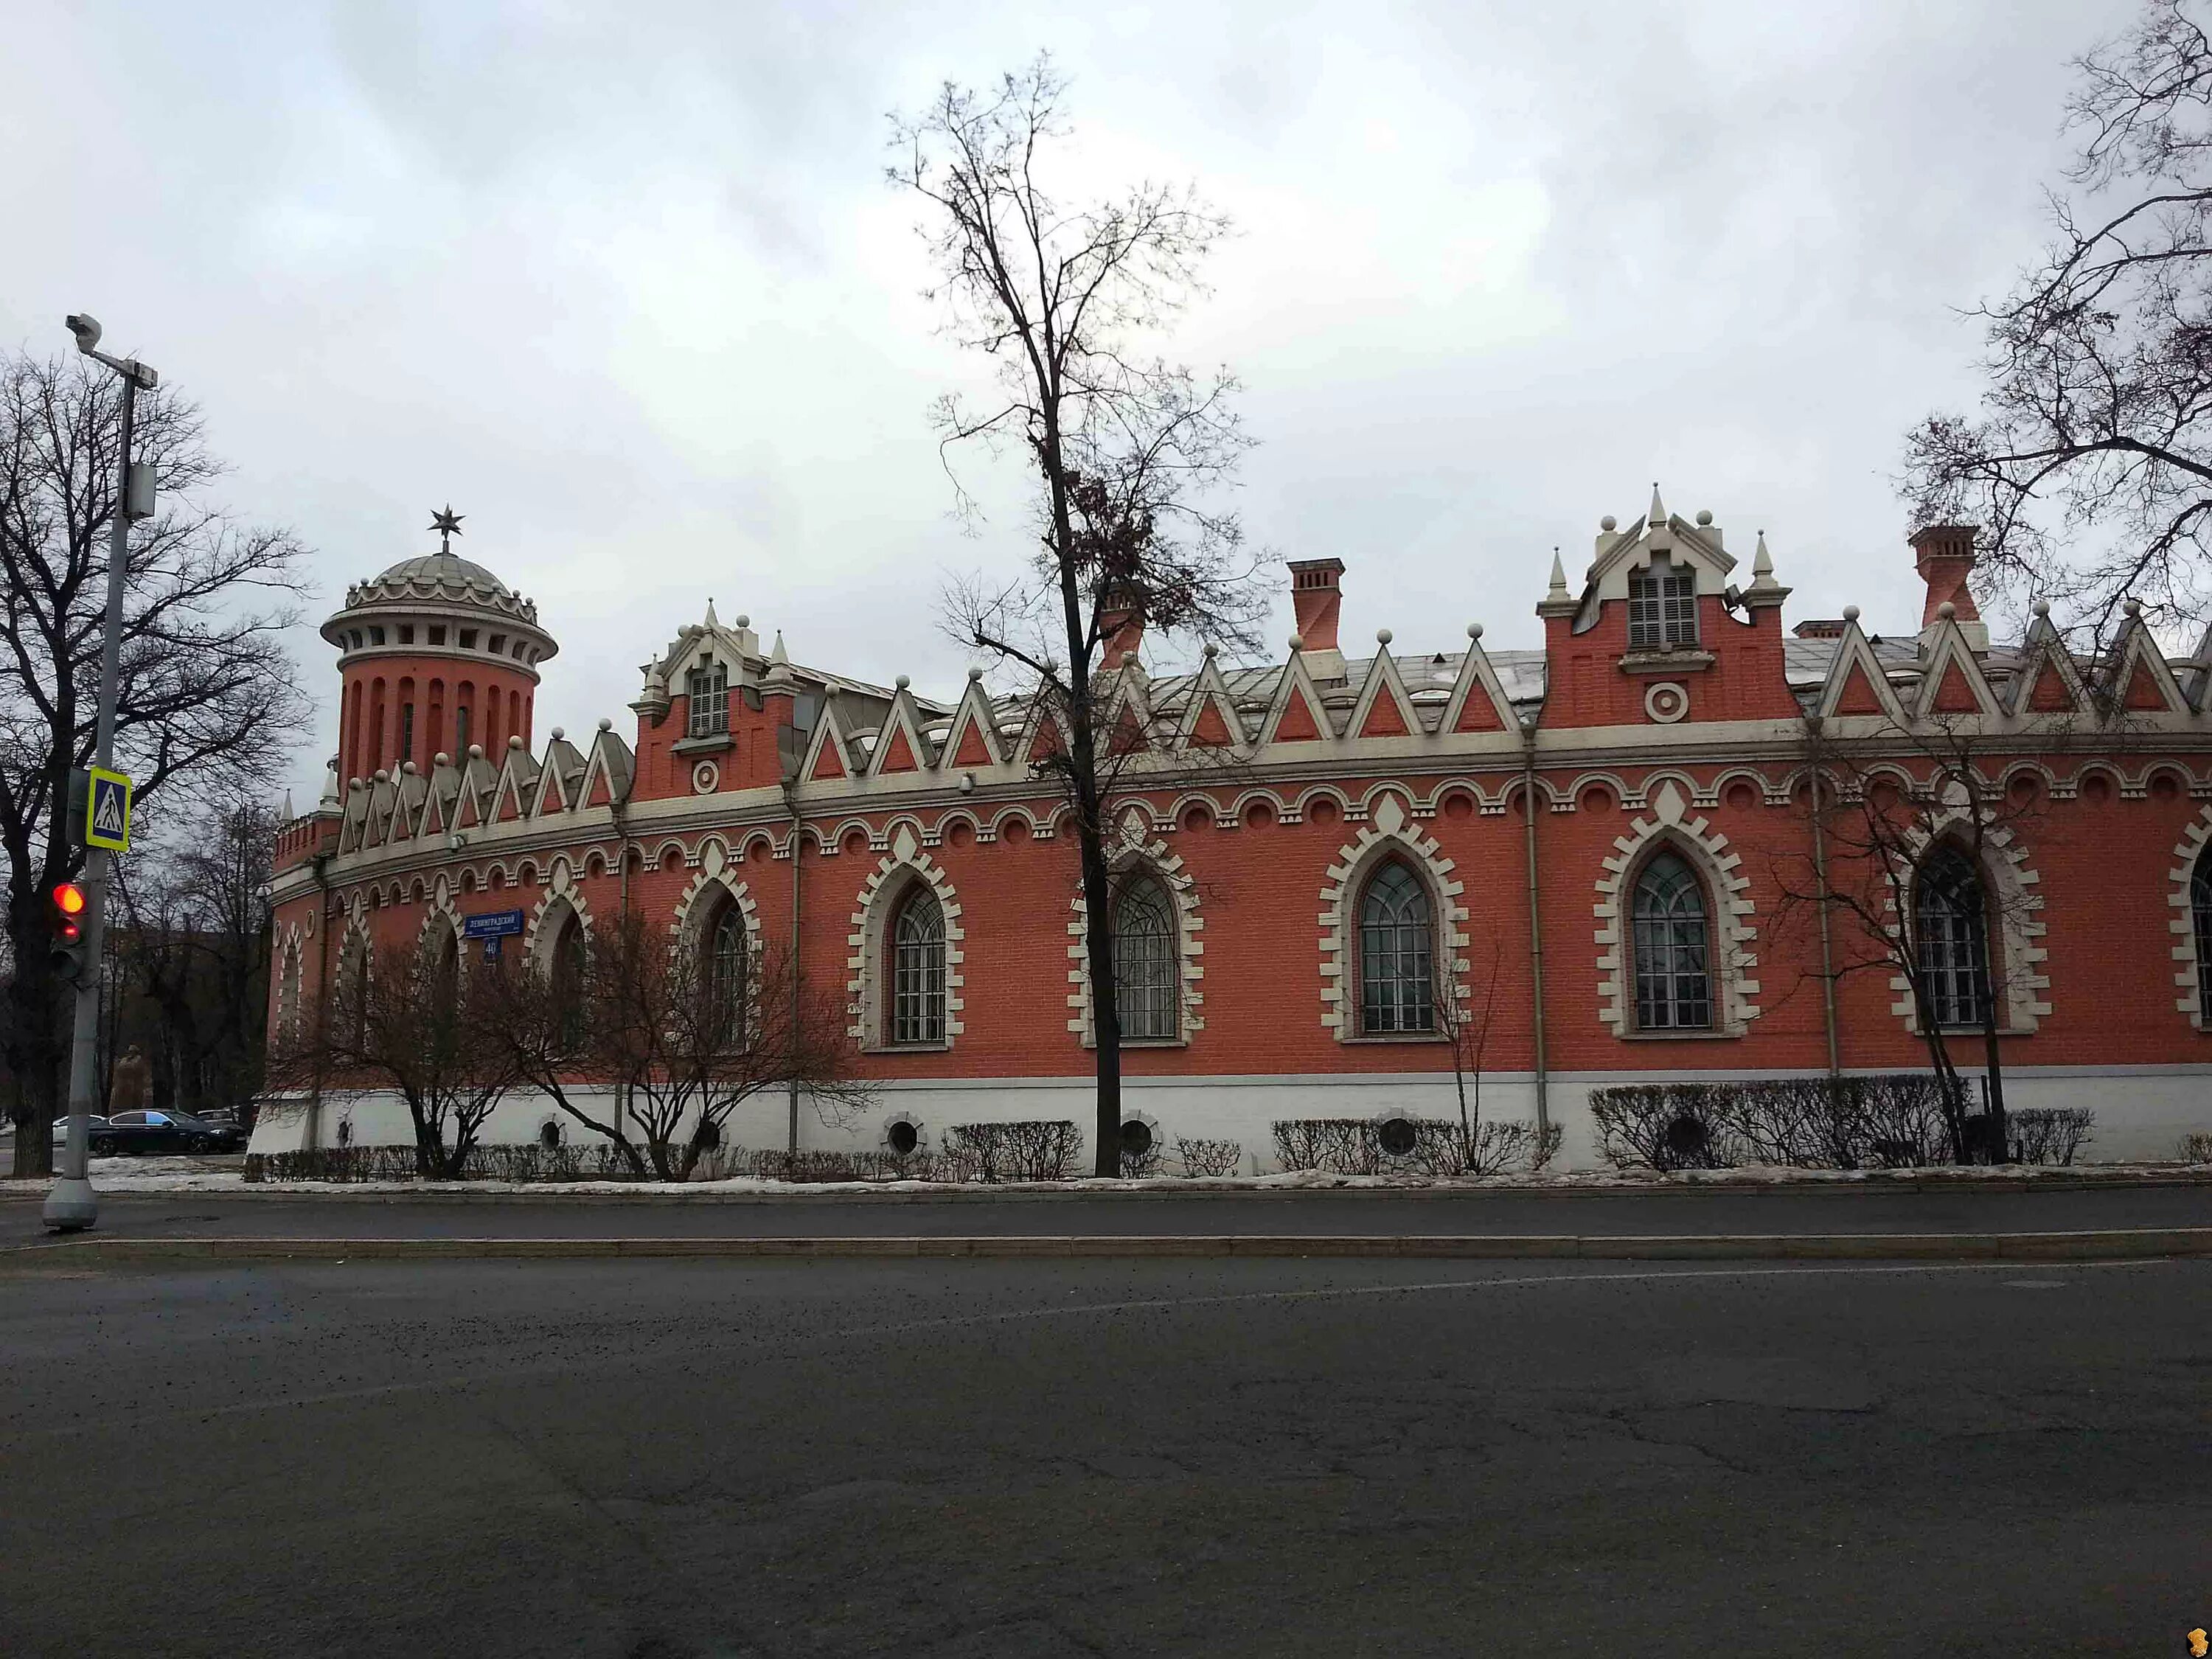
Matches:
[[2180, 1131, 2212, 1165], [1588, 1086, 1738, 1172], [2006, 1107, 2094, 1166], [1175, 1137, 1242, 1178], [945, 1120, 1082, 1181], [1587, 1076, 2058, 1172], [1270, 1117, 1557, 1176]]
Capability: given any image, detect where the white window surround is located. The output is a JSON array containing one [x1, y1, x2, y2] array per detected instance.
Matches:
[[1877, 813, 2050, 1037], [524, 858, 598, 975], [1593, 782, 1760, 1038], [1066, 814, 1206, 1047], [1317, 794, 1467, 1042], [2169, 804, 2212, 1029], [849, 827, 964, 1051], [668, 842, 760, 967]]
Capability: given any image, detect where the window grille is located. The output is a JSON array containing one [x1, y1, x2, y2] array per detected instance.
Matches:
[[1628, 563, 1699, 649], [707, 903, 746, 1045], [399, 703, 414, 767], [891, 889, 946, 1044], [1359, 862, 1434, 1034], [1916, 845, 1992, 1029], [1113, 877, 1179, 1040], [686, 661, 729, 738], [1632, 852, 1712, 1029]]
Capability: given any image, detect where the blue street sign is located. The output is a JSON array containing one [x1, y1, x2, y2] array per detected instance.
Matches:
[[462, 908, 526, 941], [86, 767, 132, 852]]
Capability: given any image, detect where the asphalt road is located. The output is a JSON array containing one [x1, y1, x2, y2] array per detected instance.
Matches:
[[4, 1180, 2212, 1248], [2, 1252, 2207, 1657]]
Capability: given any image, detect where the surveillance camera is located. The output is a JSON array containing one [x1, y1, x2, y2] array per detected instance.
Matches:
[[65, 314, 102, 353]]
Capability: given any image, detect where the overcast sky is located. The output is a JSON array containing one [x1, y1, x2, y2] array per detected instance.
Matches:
[[7, 0, 2134, 806]]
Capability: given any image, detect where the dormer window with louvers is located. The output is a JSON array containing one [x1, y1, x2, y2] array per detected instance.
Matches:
[[1628, 557, 1697, 650], [686, 660, 729, 738]]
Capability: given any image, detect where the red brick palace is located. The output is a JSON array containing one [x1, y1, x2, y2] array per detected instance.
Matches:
[[257, 491, 2212, 1166]]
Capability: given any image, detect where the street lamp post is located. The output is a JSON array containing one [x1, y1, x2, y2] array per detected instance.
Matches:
[[44, 314, 158, 1234]]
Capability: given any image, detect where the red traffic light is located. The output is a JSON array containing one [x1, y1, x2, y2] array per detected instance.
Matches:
[[49, 883, 86, 944]]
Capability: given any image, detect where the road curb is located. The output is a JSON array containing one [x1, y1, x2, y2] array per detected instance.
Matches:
[[7, 1228, 2211, 1264], [6, 1171, 2212, 1205]]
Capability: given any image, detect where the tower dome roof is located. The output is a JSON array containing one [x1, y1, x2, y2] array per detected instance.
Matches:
[[372, 552, 512, 596]]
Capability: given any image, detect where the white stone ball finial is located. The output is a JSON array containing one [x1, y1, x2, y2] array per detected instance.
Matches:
[[1288, 633, 1304, 652], [509, 734, 524, 749], [550, 726, 565, 742], [1375, 627, 1393, 646], [1842, 605, 1860, 623], [468, 743, 484, 759], [597, 717, 613, 731], [2124, 597, 2144, 617], [894, 674, 911, 690], [1695, 509, 1714, 526], [1937, 601, 1956, 621], [434, 751, 451, 768], [967, 665, 984, 682], [1600, 515, 1618, 532], [2032, 599, 2051, 617], [1467, 622, 1484, 641], [735, 613, 750, 629], [1202, 641, 1219, 658]]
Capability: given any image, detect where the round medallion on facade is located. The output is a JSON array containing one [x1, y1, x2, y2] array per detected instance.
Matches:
[[1645, 681, 1690, 724], [691, 759, 720, 795]]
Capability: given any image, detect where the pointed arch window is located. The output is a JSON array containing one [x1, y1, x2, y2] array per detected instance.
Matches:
[[1632, 852, 1711, 1030], [1113, 875, 1178, 1040], [890, 888, 946, 1045], [1628, 559, 1698, 649], [551, 913, 588, 1051], [1916, 844, 1992, 1029], [1359, 861, 1434, 1034], [2192, 849, 2212, 1023], [706, 900, 747, 1045]]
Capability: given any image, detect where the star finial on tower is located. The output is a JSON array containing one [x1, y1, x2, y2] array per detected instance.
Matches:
[[428, 504, 465, 554]]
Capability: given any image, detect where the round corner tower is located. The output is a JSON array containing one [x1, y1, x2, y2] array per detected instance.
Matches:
[[323, 532, 558, 786]]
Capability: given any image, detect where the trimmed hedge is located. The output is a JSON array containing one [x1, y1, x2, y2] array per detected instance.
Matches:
[[1270, 1117, 1562, 1177], [1587, 1077, 2094, 1172], [945, 1120, 1084, 1182], [245, 1143, 638, 1183]]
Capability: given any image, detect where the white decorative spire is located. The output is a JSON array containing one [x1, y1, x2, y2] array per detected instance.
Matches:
[[1647, 481, 1667, 526], [1748, 529, 1780, 591], [282, 787, 294, 820], [319, 760, 341, 810], [1547, 549, 1570, 599], [764, 629, 794, 686], [703, 597, 720, 629]]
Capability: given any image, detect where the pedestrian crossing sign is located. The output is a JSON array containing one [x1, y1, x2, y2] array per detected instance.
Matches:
[[86, 767, 132, 852]]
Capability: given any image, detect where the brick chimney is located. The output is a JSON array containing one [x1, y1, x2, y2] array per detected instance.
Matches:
[[1911, 525, 1987, 648], [1098, 582, 1145, 671], [1287, 557, 1346, 680]]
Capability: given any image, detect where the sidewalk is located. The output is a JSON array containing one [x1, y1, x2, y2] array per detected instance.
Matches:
[[6, 1180, 2212, 1262]]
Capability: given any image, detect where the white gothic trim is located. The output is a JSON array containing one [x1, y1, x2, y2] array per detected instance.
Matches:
[[1593, 780, 1760, 1037], [2169, 804, 2212, 1028], [1065, 811, 1206, 1046], [520, 857, 597, 975], [667, 841, 760, 967], [848, 825, 964, 1048], [1316, 794, 1469, 1040]]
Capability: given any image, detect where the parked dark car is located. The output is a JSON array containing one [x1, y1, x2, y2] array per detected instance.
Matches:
[[90, 1110, 246, 1157]]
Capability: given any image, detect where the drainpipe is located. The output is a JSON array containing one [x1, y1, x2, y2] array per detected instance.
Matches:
[[1804, 723, 1842, 1086], [1520, 727, 1551, 1140], [610, 801, 633, 1141], [307, 850, 332, 1152], [782, 777, 804, 1155]]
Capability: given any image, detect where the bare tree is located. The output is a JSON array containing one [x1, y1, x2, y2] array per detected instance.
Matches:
[[1773, 717, 2065, 1162], [1433, 935, 1506, 1156], [1902, 0, 2212, 647], [108, 796, 276, 1119], [562, 909, 873, 1181], [271, 934, 521, 1178], [0, 352, 309, 1175], [893, 58, 1267, 1173]]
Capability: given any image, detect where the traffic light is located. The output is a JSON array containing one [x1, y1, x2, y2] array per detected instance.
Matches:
[[49, 881, 88, 982]]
